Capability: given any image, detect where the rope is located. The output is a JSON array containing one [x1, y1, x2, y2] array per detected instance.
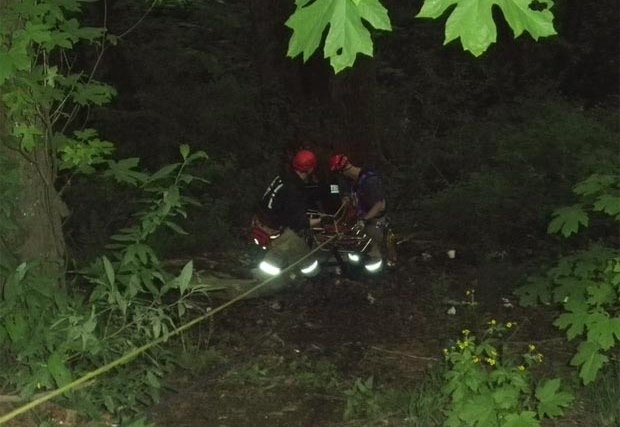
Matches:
[[0, 233, 339, 425]]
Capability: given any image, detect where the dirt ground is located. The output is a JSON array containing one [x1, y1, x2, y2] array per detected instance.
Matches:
[[146, 244, 580, 427], [0, 244, 597, 427]]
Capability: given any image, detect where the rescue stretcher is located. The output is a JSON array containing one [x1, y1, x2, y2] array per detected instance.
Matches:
[[306, 204, 374, 265]]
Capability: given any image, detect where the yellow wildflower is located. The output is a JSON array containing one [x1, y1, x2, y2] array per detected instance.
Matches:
[[486, 358, 496, 366], [506, 322, 513, 328], [458, 340, 470, 350], [517, 365, 526, 371], [488, 319, 497, 326], [462, 329, 471, 336], [528, 344, 536, 352]]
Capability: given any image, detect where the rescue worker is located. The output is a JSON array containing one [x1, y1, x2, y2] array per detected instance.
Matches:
[[329, 154, 397, 271], [252, 149, 322, 283]]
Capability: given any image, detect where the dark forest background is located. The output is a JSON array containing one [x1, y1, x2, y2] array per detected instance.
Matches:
[[63, 0, 618, 266], [1, 1, 619, 425]]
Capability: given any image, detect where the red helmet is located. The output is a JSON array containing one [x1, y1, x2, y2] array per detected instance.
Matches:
[[292, 150, 317, 173], [329, 154, 349, 172]]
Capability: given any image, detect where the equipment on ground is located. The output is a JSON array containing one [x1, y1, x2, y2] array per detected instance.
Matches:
[[250, 202, 388, 281]]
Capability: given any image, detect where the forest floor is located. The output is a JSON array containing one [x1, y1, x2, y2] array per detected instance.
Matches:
[[146, 241, 601, 427], [0, 242, 608, 427]]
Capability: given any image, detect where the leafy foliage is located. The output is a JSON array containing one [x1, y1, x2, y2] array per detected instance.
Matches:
[[442, 325, 573, 426], [286, 0, 391, 73], [285, 0, 557, 72], [548, 173, 620, 236], [414, 98, 619, 253], [344, 376, 382, 421], [0, 0, 117, 277], [416, 0, 556, 56], [0, 146, 211, 422], [0, 0, 116, 149], [516, 174, 620, 384]]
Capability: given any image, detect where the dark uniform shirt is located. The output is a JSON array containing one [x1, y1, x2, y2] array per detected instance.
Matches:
[[257, 169, 310, 232], [354, 168, 385, 217]]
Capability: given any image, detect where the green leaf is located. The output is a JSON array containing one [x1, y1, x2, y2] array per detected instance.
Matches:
[[145, 370, 161, 388], [286, 0, 391, 73], [416, 0, 457, 20], [72, 81, 116, 106], [149, 163, 180, 182], [614, 317, 620, 342], [587, 283, 615, 307], [444, 0, 497, 56], [357, 0, 391, 31], [324, 0, 373, 72], [8, 39, 32, 72], [177, 261, 193, 295], [152, 317, 161, 338], [502, 411, 539, 427], [103, 395, 115, 412], [180, 144, 190, 160], [3, 262, 29, 302], [102, 256, 115, 286], [535, 379, 573, 418], [24, 22, 53, 44], [417, 0, 556, 56], [586, 313, 620, 350], [492, 386, 520, 409], [177, 302, 187, 317], [286, 0, 334, 62], [551, 276, 588, 304], [0, 51, 15, 85], [547, 205, 589, 237], [5, 314, 28, 344], [514, 275, 552, 306], [570, 341, 609, 384], [553, 308, 588, 340], [186, 150, 209, 163], [73, 25, 104, 42], [47, 352, 73, 387], [496, 0, 556, 40], [593, 195, 620, 217], [13, 123, 43, 152], [104, 158, 148, 185], [574, 174, 617, 197], [459, 394, 497, 426], [165, 221, 188, 235]]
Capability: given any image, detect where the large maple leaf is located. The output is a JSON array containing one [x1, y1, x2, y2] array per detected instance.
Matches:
[[286, 0, 391, 73], [416, 0, 557, 56]]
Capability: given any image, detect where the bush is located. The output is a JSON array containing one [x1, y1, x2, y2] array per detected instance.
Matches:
[[0, 147, 212, 424], [413, 97, 618, 253], [442, 323, 573, 427]]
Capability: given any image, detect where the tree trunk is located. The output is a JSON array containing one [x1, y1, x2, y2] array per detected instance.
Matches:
[[0, 0, 67, 286], [0, 126, 67, 285]]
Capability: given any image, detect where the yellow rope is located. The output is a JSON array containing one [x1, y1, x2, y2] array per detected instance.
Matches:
[[0, 234, 338, 425]]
